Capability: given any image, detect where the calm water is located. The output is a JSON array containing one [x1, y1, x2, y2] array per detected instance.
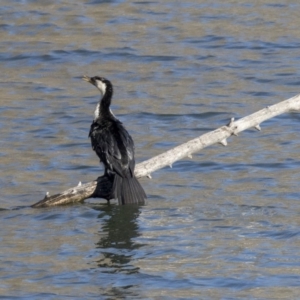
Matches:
[[1, 0, 300, 299]]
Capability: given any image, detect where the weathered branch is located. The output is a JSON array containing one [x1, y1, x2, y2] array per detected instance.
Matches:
[[31, 176, 112, 208], [31, 93, 300, 208]]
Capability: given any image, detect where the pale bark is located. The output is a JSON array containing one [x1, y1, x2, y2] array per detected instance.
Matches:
[[31, 94, 300, 208]]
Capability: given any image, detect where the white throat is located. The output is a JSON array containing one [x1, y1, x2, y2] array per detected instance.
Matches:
[[93, 80, 106, 120], [95, 80, 107, 96]]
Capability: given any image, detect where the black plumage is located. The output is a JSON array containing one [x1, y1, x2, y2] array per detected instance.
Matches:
[[83, 75, 146, 205]]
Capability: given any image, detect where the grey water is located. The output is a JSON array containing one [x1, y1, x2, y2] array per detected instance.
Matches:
[[1, 0, 300, 299]]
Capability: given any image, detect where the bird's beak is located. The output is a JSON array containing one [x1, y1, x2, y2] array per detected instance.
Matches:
[[82, 75, 91, 83]]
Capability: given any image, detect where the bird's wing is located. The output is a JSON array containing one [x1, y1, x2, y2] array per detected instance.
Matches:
[[91, 121, 135, 178]]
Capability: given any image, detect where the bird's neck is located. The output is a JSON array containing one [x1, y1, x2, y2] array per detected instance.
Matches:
[[94, 87, 114, 120]]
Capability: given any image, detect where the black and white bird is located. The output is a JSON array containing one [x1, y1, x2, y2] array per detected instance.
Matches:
[[82, 75, 146, 205]]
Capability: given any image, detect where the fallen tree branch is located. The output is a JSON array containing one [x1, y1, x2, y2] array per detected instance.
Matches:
[[31, 176, 112, 208], [31, 93, 300, 208]]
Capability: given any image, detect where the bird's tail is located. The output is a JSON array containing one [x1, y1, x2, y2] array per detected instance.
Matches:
[[112, 174, 146, 205]]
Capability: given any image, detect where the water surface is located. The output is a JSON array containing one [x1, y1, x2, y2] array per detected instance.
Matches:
[[1, 0, 300, 299]]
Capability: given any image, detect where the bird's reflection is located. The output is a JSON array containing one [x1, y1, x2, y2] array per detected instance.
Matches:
[[92, 203, 144, 274]]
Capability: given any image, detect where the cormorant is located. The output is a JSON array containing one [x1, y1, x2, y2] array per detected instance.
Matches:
[[82, 75, 146, 205]]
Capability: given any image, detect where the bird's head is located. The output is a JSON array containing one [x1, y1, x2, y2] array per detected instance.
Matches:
[[82, 75, 112, 96]]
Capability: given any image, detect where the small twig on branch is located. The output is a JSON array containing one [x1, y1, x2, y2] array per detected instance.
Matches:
[[31, 93, 300, 208]]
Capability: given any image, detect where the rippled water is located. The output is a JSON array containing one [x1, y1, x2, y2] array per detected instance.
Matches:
[[1, 1, 300, 299]]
